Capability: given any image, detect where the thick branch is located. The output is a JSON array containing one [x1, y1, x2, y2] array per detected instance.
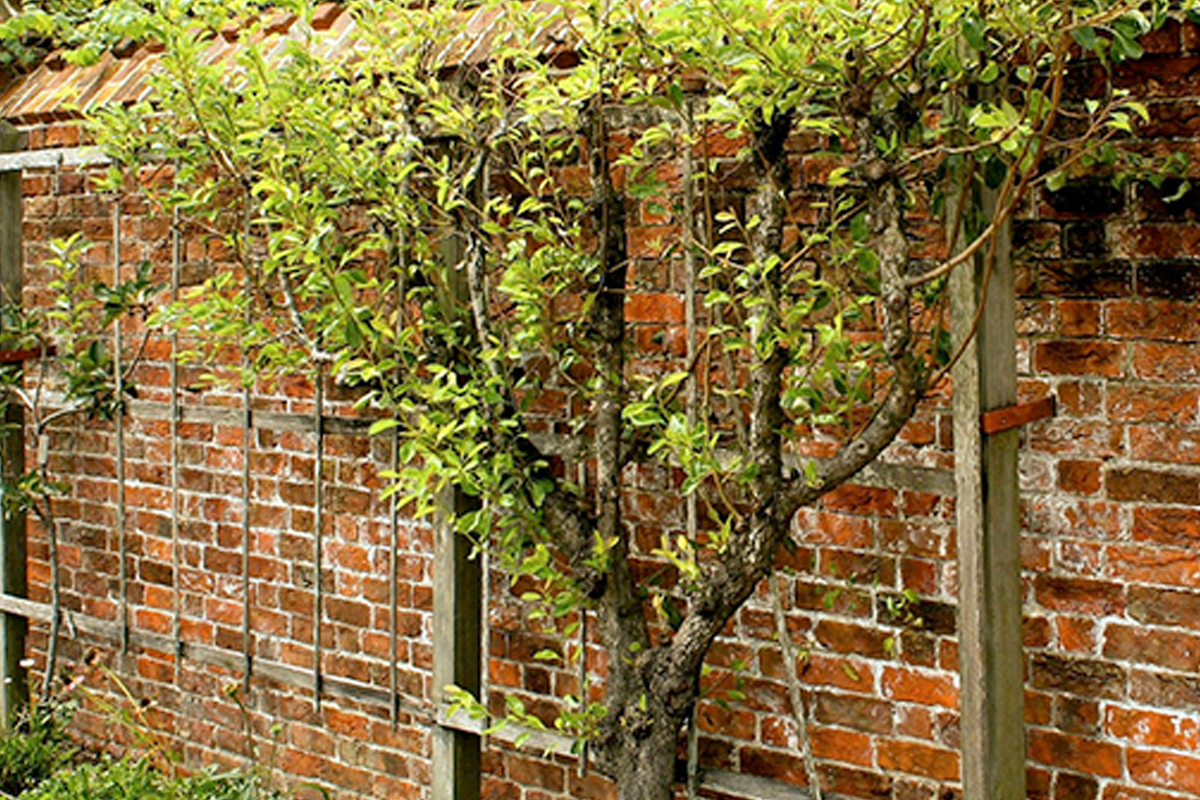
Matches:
[[587, 100, 650, 734], [781, 119, 922, 519], [656, 113, 794, 715]]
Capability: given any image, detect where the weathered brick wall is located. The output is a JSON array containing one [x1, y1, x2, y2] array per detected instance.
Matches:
[[3, 12, 1200, 800], [1015, 18, 1200, 800]]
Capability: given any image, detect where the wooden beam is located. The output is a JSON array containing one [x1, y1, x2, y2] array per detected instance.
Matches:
[[0, 121, 26, 727], [432, 486, 482, 800], [950, 177, 1025, 795], [431, 227, 481, 800]]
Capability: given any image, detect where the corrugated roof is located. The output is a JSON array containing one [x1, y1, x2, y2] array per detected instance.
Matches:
[[0, 2, 571, 126]]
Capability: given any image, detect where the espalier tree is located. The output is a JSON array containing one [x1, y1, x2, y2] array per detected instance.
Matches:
[[8, 0, 1185, 796]]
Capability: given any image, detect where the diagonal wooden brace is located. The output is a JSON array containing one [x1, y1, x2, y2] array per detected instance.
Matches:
[[980, 395, 1056, 435]]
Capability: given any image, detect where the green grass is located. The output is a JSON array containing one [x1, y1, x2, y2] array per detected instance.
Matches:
[[18, 758, 273, 800], [0, 700, 282, 800], [0, 703, 76, 797]]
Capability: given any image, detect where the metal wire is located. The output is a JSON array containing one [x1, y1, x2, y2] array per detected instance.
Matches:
[[682, 107, 702, 800], [170, 195, 182, 678], [574, 452, 588, 776], [240, 381, 253, 689], [313, 365, 325, 711], [113, 199, 129, 654], [241, 204, 254, 692], [389, 426, 400, 729], [389, 217, 408, 729]]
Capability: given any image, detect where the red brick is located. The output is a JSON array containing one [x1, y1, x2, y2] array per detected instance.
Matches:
[[1113, 224, 1200, 259], [1107, 384, 1199, 425], [1059, 300, 1101, 336], [1108, 544, 1200, 585], [1106, 707, 1200, 750], [1034, 576, 1124, 615], [1027, 420, 1121, 458], [1054, 772, 1099, 800], [1056, 616, 1098, 653], [1035, 340, 1123, 377], [739, 746, 811, 788], [1107, 467, 1200, 504], [794, 580, 873, 617], [1129, 425, 1200, 465], [810, 726, 874, 767], [623, 292, 684, 323], [1028, 730, 1123, 777], [1058, 460, 1102, 495], [505, 754, 564, 793], [796, 654, 874, 694], [818, 764, 892, 799], [822, 484, 898, 516], [1134, 506, 1200, 547], [1128, 749, 1200, 795], [1030, 654, 1127, 700], [1132, 342, 1200, 382], [881, 667, 958, 709], [806, 511, 875, 549], [567, 771, 614, 800], [1109, 300, 1200, 342], [1103, 786, 1200, 800], [1104, 624, 1200, 672], [1053, 695, 1101, 735], [877, 740, 958, 782], [1130, 670, 1200, 712], [812, 691, 892, 735]]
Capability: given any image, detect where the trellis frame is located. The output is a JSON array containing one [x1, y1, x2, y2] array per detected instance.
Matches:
[[0, 139, 1029, 800]]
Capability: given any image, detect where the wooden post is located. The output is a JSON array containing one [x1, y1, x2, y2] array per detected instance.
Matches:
[[0, 121, 26, 727], [431, 225, 482, 800], [432, 486, 482, 800], [950, 181, 1025, 798]]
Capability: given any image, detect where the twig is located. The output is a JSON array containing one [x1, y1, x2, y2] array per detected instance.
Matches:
[[769, 570, 820, 800]]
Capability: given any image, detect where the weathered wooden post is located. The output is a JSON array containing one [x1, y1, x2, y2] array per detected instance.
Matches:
[[432, 485, 482, 800], [950, 178, 1026, 798], [0, 120, 26, 727], [431, 228, 482, 800]]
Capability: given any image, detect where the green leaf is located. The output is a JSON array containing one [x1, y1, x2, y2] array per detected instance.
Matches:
[[368, 418, 399, 436], [1071, 26, 1099, 52], [962, 11, 987, 50]]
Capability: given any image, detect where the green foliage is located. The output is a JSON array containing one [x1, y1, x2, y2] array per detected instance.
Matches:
[[3, 0, 1181, 780], [0, 701, 76, 797], [18, 758, 274, 800]]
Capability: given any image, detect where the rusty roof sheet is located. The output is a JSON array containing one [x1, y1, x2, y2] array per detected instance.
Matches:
[[0, 2, 571, 126]]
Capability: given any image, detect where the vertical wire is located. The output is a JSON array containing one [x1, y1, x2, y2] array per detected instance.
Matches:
[[389, 210, 409, 729], [240, 375, 252, 690], [170, 190, 182, 678], [388, 426, 400, 729], [576, 452, 588, 776], [313, 364, 325, 711], [682, 106, 702, 800], [575, 585, 586, 777], [113, 198, 129, 655], [241, 206, 254, 692]]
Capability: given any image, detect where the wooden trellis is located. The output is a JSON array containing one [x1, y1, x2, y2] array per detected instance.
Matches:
[[0, 138, 1032, 800]]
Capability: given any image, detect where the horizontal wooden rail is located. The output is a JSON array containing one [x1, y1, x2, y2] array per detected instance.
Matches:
[[0, 146, 110, 172], [0, 591, 428, 720]]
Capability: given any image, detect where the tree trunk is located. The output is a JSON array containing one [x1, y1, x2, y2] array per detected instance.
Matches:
[[598, 677, 687, 800], [610, 723, 680, 800]]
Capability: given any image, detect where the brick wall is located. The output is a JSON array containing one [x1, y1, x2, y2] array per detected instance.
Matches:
[[3, 13, 1200, 800]]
